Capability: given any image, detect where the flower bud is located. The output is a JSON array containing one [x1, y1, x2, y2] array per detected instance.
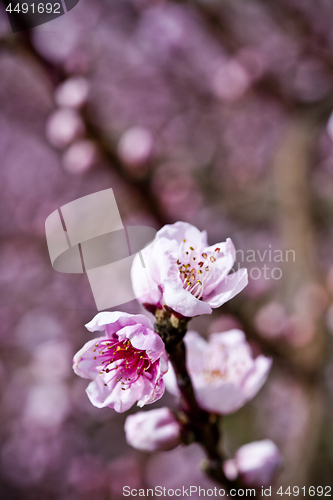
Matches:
[[46, 109, 84, 149], [124, 407, 181, 452], [55, 77, 89, 109], [223, 440, 281, 488], [118, 127, 153, 168]]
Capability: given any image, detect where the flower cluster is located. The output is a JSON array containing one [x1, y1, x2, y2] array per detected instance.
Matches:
[[131, 221, 248, 317], [73, 312, 168, 413], [73, 222, 279, 489], [164, 329, 272, 414]]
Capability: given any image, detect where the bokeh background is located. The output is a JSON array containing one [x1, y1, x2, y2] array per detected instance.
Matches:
[[0, 0, 333, 498]]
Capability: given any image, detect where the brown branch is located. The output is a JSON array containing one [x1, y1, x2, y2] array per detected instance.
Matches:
[[154, 307, 257, 497]]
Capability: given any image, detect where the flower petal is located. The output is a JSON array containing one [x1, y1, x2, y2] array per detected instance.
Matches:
[[138, 377, 165, 406], [86, 376, 145, 413], [125, 325, 166, 362], [241, 355, 272, 401], [202, 238, 236, 296], [195, 382, 248, 414], [205, 268, 248, 309], [183, 331, 206, 376], [163, 362, 180, 398], [73, 338, 105, 379], [85, 312, 153, 336], [163, 280, 212, 317], [209, 329, 246, 347], [158, 221, 208, 247]]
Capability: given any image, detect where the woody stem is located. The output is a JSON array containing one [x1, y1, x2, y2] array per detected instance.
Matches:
[[154, 308, 254, 497]]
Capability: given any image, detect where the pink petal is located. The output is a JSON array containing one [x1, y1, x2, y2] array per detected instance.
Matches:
[[138, 377, 165, 406], [85, 312, 153, 336], [183, 331, 206, 376], [205, 268, 248, 309], [241, 355, 272, 401], [86, 376, 145, 413], [202, 239, 236, 296], [125, 325, 166, 362], [163, 363, 180, 397], [73, 338, 105, 379], [158, 221, 208, 247], [131, 251, 163, 306], [209, 329, 246, 347], [163, 280, 212, 317], [195, 382, 248, 414], [205, 237, 236, 262]]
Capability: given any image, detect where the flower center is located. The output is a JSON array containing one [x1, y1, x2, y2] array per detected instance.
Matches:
[[177, 239, 221, 299], [202, 344, 253, 384], [92, 339, 152, 390]]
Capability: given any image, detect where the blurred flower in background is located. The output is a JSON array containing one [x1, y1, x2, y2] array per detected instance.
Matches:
[[0, 0, 333, 497]]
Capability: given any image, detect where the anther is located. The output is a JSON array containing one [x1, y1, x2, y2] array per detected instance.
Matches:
[[190, 246, 194, 251], [210, 256, 216, 262], [205, 266, 209, 271], [183, 239, 186, 242], [215, 248, 220, 252], [93, 357, 96, 360], [198, 262, 204, 267], [202, 253, 207, 259]]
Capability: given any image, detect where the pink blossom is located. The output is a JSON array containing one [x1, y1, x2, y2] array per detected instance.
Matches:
[[73, 312, 168, 413], [223, 440, 281, 487], [125, 407, 180, 452], [131, 221, 248, 317], [164, 330, 272, 414]]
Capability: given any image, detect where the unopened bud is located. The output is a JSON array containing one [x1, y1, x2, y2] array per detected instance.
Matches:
[[223, 440, 281, 488], [124, 407, 181, 452]]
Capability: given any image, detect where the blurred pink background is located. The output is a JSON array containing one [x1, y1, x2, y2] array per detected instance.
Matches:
[[0, 0, 333, 498]]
